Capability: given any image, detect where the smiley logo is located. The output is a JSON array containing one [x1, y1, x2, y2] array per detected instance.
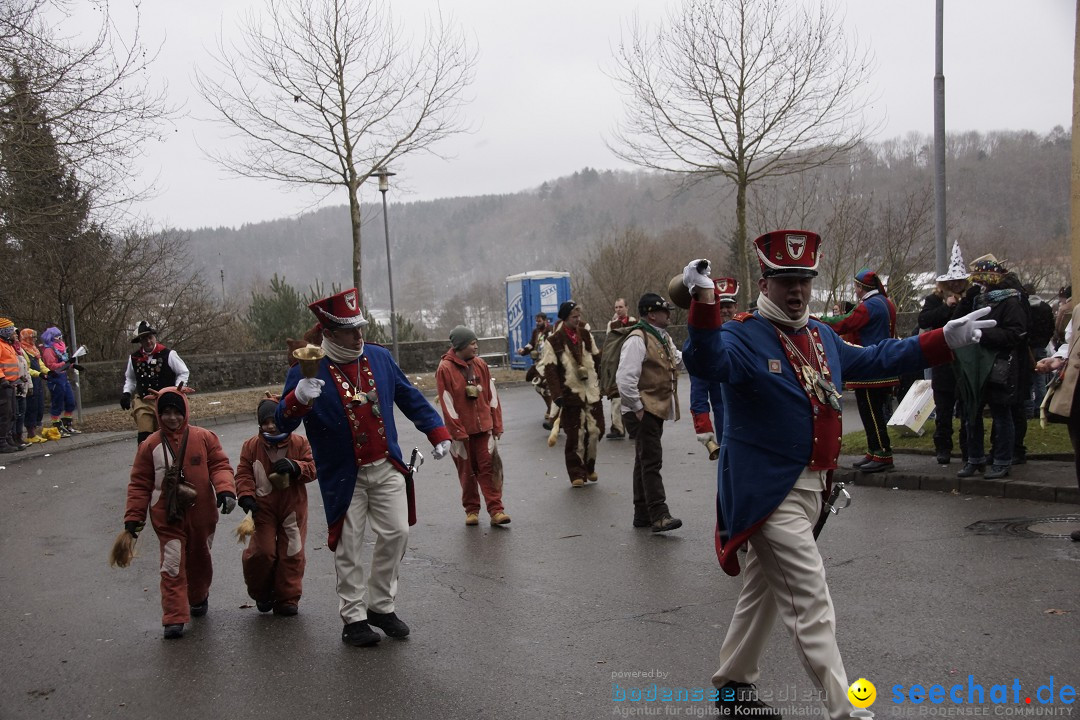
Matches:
[[848, 678, 877, 708]]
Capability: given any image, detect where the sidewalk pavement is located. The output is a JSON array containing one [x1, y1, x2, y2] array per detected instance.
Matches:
[[837, 451, 1080, 505]]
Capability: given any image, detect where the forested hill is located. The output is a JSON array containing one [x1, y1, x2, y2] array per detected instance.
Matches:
[[183, 129, 1070, 313]]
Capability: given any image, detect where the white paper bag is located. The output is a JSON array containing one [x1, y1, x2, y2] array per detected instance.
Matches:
[[887, 379, 935, 435]]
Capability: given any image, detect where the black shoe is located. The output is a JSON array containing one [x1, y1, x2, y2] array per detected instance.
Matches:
[[633, 517, 650, 528], [163, 624, 185, 640], [190, 597, 208, 617], [366, 610, 410, 638], [851, 457, 871, 469], [256, 599, 274, 613], [935, 453, 951, 465], [0, 444, 17, 454], [274, 604, 298, 617], [716, 681, 782, 719], [651, 514, 683, 533], [606, 430, 625, 440], [542, 419, 553, 430], [342, 620, 381, 647], [1070, 530, 1080, 542], [859, 460, 894, 473], [984, 464, 1010, 479], [1011, 454, 1027, 466], [957, 462, 985, 478]]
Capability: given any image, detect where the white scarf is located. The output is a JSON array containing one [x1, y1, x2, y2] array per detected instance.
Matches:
[[756, 291, 810, 329], [322, 335, 363, 364]]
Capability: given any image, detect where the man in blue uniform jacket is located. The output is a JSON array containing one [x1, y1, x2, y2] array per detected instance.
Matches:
[[277, 288, 452, 648], [681, 231, 994, 720]]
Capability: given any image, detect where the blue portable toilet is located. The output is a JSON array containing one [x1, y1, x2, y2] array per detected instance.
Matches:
[[506, 271, 572, 369]]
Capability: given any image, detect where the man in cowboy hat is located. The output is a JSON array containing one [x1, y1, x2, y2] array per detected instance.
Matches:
[[819, 268, 899, 473], [681, 230, 995, 720], [275, 288, 452, 648], [616, 292, 683, 532], [120, 321, 190, 445]]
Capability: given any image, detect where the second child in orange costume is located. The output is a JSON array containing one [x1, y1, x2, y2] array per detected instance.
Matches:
[[235, 398, 317, 615], [121, 387, 236, 639]]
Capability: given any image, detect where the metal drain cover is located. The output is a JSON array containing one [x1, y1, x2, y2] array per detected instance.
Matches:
[[966, 516, 1080, 539]]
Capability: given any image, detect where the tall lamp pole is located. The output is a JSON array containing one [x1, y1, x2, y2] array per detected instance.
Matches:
[[373, 167, 399, 360]]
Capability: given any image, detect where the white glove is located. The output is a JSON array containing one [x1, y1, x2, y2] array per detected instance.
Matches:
[[433, 439, 451, 460], [943, 306, 996, 349], [294, 377, 325, 405], [683, 259, 714, 292], [696, 432, 716, 446]]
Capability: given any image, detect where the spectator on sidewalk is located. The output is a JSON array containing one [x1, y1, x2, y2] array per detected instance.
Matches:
[[0, 319, 21, 452], [11, 326, 31, 449], [18, 328, 45, 443], [39, 326, 80, 437], [918, 241, 970, 464], [1025, 286, 1056, 417], [1036, 301, 1080, 541]]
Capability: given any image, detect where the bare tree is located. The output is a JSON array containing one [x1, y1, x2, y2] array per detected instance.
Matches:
[[609, 0, 875, 306], [0, 0, 172, 219], [195, 0, 476, 299]]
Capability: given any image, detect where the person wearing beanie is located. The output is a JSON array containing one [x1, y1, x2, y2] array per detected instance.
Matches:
[[234, 396, 317, 615], [38, 326, 81, 437], [18, 328, 46, 444], [952, 257, 1027, 479], [0, 320, 20, 452], [121, 321, 191, 446], [276, 287, 452, 648], [616, 292, 683, 533], [120, 387, 237, 639], [436, 326, 510, 527], [818, 268, 899, 473], [538, 301, 605, 488]]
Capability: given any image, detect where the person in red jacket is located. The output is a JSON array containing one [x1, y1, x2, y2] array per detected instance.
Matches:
[[436, 325, 510, 526], [234, 398, 317, 615], [121, 387, 236, 639]]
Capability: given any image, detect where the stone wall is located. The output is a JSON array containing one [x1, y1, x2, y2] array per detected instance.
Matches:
[[72, 315, 919, 407]]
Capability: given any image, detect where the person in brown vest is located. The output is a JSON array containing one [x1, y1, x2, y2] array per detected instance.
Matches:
[[616, 293, 683, 532], [606, 298, 636, 439]]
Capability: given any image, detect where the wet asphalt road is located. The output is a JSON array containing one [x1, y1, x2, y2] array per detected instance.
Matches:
[[0, 384, 1076, 720]]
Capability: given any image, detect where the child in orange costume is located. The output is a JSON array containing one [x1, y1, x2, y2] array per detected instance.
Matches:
[[122, 387, 236, 639], [234, 398, 316, 615]]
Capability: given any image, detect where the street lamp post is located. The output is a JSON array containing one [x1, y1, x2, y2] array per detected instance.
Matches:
[[373, 167, 399, 360]]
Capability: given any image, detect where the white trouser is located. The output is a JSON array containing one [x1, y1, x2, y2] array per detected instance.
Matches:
[[334, 460, 408, 624], [712, 488, 852, 720], [609, 396, 624, 433]]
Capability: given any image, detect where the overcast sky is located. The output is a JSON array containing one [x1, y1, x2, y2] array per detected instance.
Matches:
[[82, 0, 1077, 230]]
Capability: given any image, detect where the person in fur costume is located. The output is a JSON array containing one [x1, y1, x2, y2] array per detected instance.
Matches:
[[120, 387, 236, 639], [538, 301, 605, 487], [235, 398, 316, 616]]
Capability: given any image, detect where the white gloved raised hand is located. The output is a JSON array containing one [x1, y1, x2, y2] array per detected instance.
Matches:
[[294, 377, 325, 405], [696, 432, 716, 446], [683, 259, 714, 292], [942, 306, 996, 349], [432, 439, 451, 460]]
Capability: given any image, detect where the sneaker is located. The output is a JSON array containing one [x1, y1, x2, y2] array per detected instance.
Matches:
[[256, 599, 274, 613], [366, 610, 410, 638], [651, 514, 683, 533], [465, 512, 479, 526], [984, 464, 1010, 479], [163, 624, 185, 640], [190, 597, 208, 617], [716, 681, 782, 719], [342, 620, 381, 647], [957, 462, 985, 478], [274, 604, 298, 617], [490, 511, 511, 526]]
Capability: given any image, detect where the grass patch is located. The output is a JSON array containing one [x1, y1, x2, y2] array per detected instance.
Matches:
[[842, 420, 1074, 455]]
